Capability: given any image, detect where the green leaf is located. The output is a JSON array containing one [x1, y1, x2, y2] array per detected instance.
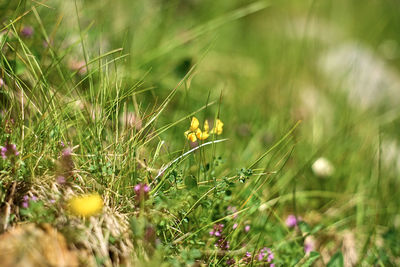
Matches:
[[310, 224, 323, 235], [184, 175, 197, 189], [298, 221, 311, 234], [189, 248, 202, 259], [327, 251, 344, 267], [302, 251, 320, 267]]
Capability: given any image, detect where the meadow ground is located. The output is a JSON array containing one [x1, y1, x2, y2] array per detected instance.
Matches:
[[1, 0, 400, 266]]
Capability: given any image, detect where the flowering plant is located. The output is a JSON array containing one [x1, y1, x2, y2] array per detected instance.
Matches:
[[184, 117, 224, 142]]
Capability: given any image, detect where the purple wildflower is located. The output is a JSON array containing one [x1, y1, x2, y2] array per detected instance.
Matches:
[[304, 244, 314, 254], [143, 184, 150, 193], [209, 224, 224, 237], [285, 214, 298, 228], [1, 143, 19, 159], [253, 247, 275, 265], [56, 147, 74, 182], [258, 250, 266, 261], [244, 225, 251, 232], [21, 195, 38, 208], [22, 195, 29, 208], [267, 252, 274, 262], [215, 238, 230, 250], [21, 26, 34, 38], [258, 247, 271, 261], [62, 147, 72, 156], [233, 223, 238, 229], [304, 243, 313, 254], [1, 147, 6, 159], [0, 78, 3, 87], [134, 183, 151, 203], [242, 252, 252, 264], [304, 236, 315, 255]]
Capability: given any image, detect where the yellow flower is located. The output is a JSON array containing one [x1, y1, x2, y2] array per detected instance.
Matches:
[[190, 117, 199, 132], [204, 120, 209, 132], [196, 128, 209, 140], [187, 132, 197, 142], [185, 117, 201, 142], [68, 193, 103, 217], [184, 116, 221, 142], [211, 119, 224, 135], [184, 130, 197, 142]]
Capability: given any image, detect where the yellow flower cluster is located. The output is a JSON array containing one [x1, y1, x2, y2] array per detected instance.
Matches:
[[184, 117, 223, 142], [68, 193, 103, 217]]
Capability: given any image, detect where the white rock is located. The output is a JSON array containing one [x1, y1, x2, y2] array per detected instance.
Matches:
[[320, 42, 400, 109]]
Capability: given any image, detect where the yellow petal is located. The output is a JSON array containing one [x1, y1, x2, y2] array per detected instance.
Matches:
[[204, 120, 209, 132], [201, 131, 210, 140], [187, 132, 197, 142], [196, 129, 209, 140], [68, 193, 103, 217], [195, 128, 202, 138], [211, 119, 223, 135], [190, 117, 199, 131]]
